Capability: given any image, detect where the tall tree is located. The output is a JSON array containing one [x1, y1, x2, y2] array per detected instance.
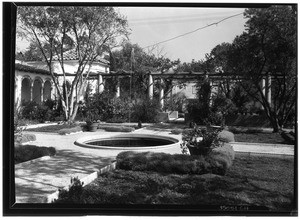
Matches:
[[111, 42, 182, 102], [204, 43, 235, 99], [17, 6, 129, 122], [230, 5, 297, 132]]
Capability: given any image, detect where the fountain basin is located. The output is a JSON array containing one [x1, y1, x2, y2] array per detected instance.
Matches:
[[74, 134, 179, 151]]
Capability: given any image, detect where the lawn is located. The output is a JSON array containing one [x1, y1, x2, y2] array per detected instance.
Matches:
[[55, 155, 295, 212], [234, 133, 288, 144]]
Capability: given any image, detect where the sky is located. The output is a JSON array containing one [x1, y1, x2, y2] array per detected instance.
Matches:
[[116, 7, 248, 62], [16, 6, 248, 63]]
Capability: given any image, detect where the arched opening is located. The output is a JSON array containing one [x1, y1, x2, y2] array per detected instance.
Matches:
[[21, 78, 31, 103], [32, 78, 43, 104], [43, 80, 52, 101]]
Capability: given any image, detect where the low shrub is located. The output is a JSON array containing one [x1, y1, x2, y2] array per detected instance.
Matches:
[[218, 130, 235, 143], [55, 177, 84, 203], [209, 144, 235, 175], [98, 125, 135, 132], [131, 98, 161, 123], [181, 127, 221, 156], [116, 150, 234, 176], [58, 126, 83, 135], [20, 100, 64, 123], [15, 144, 56, 164]]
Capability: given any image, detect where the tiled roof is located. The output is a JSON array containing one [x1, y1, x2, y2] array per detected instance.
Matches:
[[52, 48, 110, 65], [15, 63, 52, 75]]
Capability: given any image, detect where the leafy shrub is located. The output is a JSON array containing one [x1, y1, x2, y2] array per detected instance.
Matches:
[[164, 92, 187, 112], [58, 126, 83, 135], [218, 130, 235, 143], [20, 100, 64, 122], [15, 144, 56, 164], [55, 177, 84, 203], [116, 151, 234, 175], [186, 100, 205, 124], [180, 127, 221, 156], [131, 98, 161, 123]]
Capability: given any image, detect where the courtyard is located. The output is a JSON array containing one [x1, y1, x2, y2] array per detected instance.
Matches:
[[4, 3, 297, 217]]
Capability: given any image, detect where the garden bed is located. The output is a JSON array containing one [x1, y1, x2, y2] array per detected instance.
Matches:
[[25, 123, 84, 133], [54, 154, 294, 212]]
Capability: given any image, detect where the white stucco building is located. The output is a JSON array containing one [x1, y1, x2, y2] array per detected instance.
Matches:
[[14, 48, 110, 107]]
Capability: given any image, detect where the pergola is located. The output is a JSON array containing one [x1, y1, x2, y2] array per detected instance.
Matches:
[[86, 70, 274, 109]]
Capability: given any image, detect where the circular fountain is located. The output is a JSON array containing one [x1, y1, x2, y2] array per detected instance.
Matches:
[[74, 133, 179, 151]]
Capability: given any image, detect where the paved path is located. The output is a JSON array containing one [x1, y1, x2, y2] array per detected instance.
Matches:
[[14, 125, 294, 203]]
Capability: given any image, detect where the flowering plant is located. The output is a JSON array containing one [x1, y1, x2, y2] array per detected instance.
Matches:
[[180, 127, 221, 156]]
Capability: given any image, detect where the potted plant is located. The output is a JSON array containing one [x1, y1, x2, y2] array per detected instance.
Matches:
[[180, 127, 221, 156], [84, 98, 100, 132]]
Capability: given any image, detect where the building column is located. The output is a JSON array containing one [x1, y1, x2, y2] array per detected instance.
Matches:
[[260, 77, 266, 109], [266, 74, 272, 107], [98, 74, 104, 94], [40, 82, 44, 102], [30, 81, 33, 101], [116, 77, 120, 98], [159, 78, 164, 109], [148, 74, 153, 99]]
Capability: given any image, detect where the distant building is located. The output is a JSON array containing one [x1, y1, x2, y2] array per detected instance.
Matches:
[[14, 48, 109, 107]]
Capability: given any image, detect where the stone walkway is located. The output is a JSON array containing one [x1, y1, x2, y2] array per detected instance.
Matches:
[[14, 125, 294, 203]]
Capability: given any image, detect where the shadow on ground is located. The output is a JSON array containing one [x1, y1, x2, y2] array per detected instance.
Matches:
[[15, 149, 114, 203]]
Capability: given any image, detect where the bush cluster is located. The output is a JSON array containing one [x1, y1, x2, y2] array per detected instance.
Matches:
[[130, 98, 161, 123], [15, 144, 56, 164], [19, 100, 64, 123], [82, 92, 161, 123], [116, 150, 234, 176]]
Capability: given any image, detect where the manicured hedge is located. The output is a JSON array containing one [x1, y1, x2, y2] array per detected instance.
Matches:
[[15, 144, 56, 164], [116, 146, 235, 176], [218, 130, 235, 143], [210, 143, 235, 172]]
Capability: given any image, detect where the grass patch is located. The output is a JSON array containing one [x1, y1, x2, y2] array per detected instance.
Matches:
[[26, 123, 83, 133], [234, 133, 288, 144], [54, 155, 294, 212], [15, 144, 56, 164]]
